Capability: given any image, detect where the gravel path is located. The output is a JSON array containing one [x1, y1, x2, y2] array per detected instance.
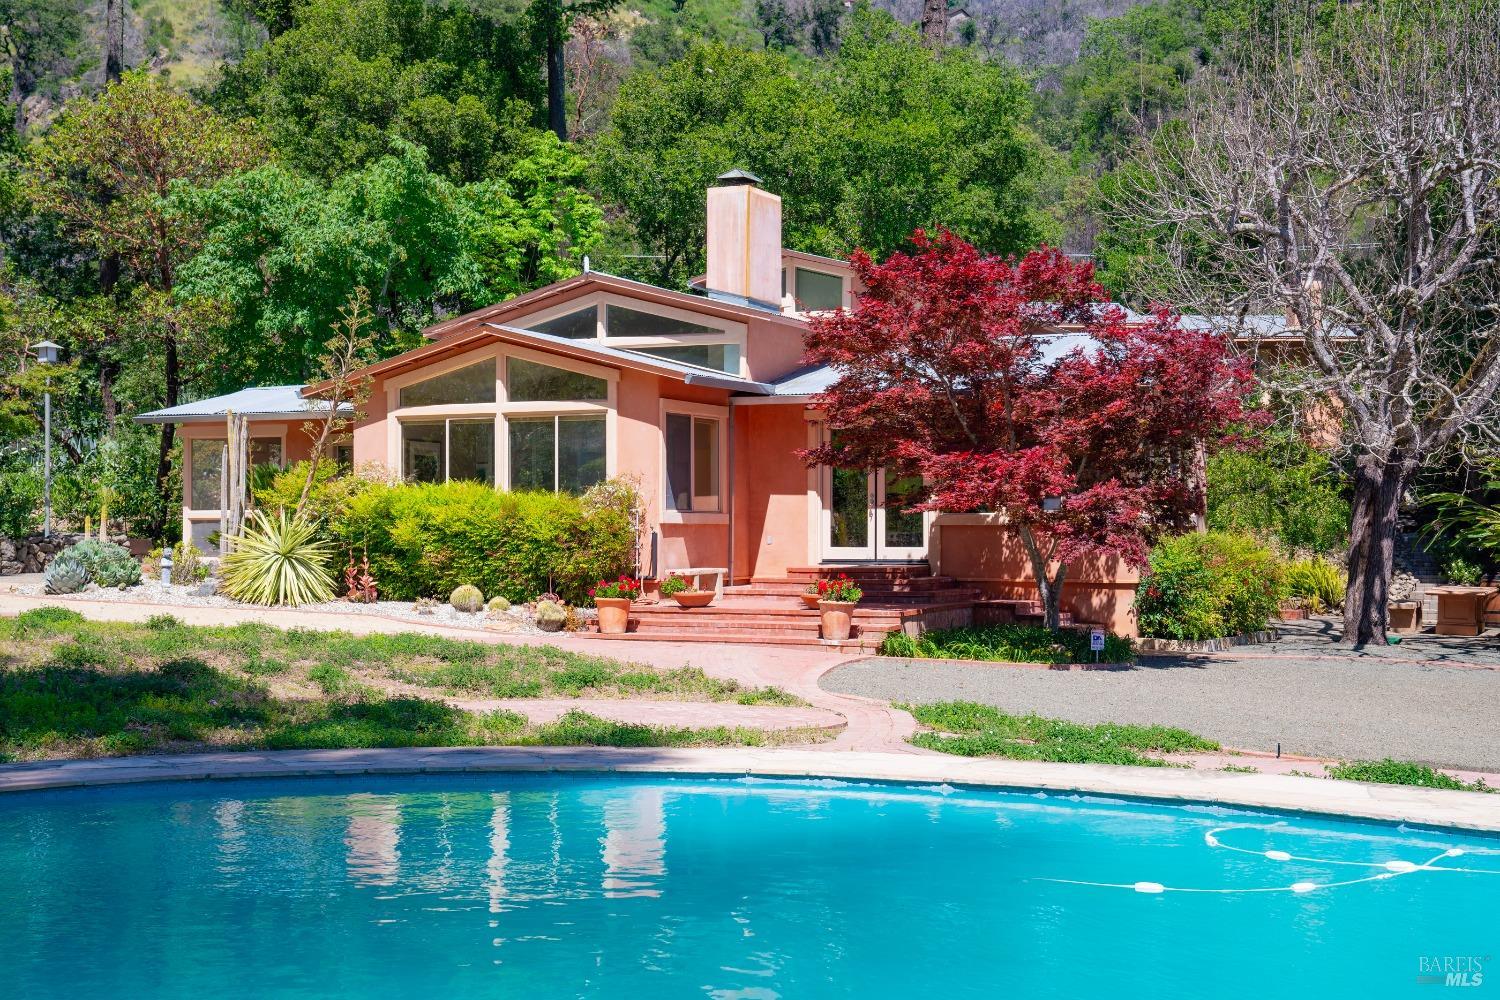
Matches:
[[821, 622, 1500, 771]]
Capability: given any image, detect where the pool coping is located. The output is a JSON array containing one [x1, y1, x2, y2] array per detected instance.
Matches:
[[3, 747, 1498, 833]]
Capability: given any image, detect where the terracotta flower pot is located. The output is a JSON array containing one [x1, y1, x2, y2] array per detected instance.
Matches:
[[595, 596, 632, 634], [800, 592, 822, 610], [819, 600, 857, 641], [672, 590, 714, 608], [1388, 601, 1421, 634], [1278, 605, 1308, 621]]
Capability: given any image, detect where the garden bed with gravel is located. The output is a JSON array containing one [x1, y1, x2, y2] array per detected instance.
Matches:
[[9, 576, 590, 636]]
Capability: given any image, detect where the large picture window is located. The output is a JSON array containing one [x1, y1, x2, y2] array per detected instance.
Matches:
[[508, 415, 606, 493], [664, 412, 720, 511], [507, 357, 607, 402], [401, 419, 495, 484], [398, 360, 496, 408]]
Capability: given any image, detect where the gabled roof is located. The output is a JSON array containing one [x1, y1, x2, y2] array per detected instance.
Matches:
[[299, 323, 778, 398], [134, 386, 352, 425], [422, 270, 808, 342]]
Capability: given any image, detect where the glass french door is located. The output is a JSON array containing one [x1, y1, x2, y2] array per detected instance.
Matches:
[[822, 466, 928, 561]]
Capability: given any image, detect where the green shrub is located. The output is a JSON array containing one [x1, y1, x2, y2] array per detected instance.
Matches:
[[1207, 431, 1350, 554], [880, 624, 1134, 664], [906, 702, 1217, 765], [1442, 556, 1484, 586], [0, 469, 41, 539], [1134, 532, 1284, 640], [220, 510, 336, 606], [450, 584, 484, 612], [332, 478, 638, 603], [1282, 556, 1347, 613], [659, 574, 689, 597]]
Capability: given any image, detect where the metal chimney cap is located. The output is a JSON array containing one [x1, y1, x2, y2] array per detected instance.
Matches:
[[715, 169, 763, 186]]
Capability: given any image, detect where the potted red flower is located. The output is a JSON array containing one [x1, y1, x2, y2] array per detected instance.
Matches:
[[660, 573, 714, 608], [589, 575, 642, 634], [816, 574, 863, 641]]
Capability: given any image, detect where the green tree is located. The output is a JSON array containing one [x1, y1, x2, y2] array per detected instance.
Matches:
[[175, 134, 601, 387], [23, 73, 265, 532], [0, 0, 83, 135], [214, 0, 541, 182], [594, 6, 1054, 286]]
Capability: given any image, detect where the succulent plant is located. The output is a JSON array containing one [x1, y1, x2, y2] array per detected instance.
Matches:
[[486, 596, 511, 615], [413, 597, 439, 615], [562, 606, 584, 632], [534, 599, 566, 632], [450, 584, 484, 613], [44, 553, 89, 595]]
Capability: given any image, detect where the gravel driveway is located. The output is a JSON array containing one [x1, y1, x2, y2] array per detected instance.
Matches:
[[821, 621, 1500, 771]]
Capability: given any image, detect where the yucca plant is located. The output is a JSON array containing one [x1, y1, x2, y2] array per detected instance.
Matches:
[[219, 509, 336, 606]]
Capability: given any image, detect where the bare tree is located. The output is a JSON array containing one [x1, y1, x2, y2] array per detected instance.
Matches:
[[296, 288, 376, 515], [1109, 1, 1500, 645]]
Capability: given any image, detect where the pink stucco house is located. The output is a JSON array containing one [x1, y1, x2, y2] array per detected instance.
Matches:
[[140, 172, 1145, 640]]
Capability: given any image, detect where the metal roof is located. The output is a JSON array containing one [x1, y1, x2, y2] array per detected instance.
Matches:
[[134, 386, 352, 424]]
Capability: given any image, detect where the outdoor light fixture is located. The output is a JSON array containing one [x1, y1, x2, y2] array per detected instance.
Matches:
[[1042, 496, 1063, 513], [31, 341, 63, 538]]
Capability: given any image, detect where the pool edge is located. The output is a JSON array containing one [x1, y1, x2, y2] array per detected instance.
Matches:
[[2, 747, 1498, 834]]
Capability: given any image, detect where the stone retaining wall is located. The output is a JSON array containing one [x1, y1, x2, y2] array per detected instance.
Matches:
[[0, 532, 129, 575]]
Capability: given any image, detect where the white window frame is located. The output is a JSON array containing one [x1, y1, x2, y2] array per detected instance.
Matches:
[[385, 343, 618, 489], [512, 291, 748, 378], [659, 398, 728, 524], [790, 266, 849, 315], [503, 412, 609, 494], [184, 430, 287, 517]]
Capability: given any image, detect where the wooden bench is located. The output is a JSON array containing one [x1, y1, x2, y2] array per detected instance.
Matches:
[[664, 567, 727, 601]]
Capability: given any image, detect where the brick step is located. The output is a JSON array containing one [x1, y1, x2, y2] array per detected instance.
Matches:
[[727, 585, 983, 603], [743, 577, 965, 594], [778, 564, 933, 582], [586, 630, 886, 650], [627, 612, 912, 630]]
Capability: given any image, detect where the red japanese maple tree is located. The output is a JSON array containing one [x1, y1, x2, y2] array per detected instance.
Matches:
[[800, 231, 1253, 630]]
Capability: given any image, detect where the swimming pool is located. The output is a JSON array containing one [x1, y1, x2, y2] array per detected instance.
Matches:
[[1, 773, 1494, 998]]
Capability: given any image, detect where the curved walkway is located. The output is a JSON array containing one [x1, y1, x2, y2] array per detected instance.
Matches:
[[2, 745, 1498, 832]]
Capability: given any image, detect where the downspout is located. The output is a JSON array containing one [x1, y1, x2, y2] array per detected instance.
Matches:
[[726, 404, 736, 585]]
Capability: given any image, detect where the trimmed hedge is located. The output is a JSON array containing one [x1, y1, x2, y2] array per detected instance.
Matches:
[[1133, 531, 1283, 641], [329, 479, 637, 603]]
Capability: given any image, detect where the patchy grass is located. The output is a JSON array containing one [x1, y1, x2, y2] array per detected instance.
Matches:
[[0, 608, 812, 761], [1327, 758, 1493, 793], [904, 701, 1218, 766], [880, 624, 1135, 664]]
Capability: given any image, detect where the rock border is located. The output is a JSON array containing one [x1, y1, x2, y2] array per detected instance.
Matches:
[[1135, 629, 1280, 655]]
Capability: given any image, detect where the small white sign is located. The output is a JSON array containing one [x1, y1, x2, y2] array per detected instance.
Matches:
[[1089, 629, 1106, 652]]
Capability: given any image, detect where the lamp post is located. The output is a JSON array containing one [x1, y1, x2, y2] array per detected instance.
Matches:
[[31, 340, 62, 539]]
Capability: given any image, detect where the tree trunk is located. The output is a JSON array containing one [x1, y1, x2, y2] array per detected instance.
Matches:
[[1019, 523, 1068, 631], [547, 28, 567, 141], [1342, 453, 1408, 646]]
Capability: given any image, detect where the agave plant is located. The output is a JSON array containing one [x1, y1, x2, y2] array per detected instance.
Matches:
[[44, 553, 89, 595], [219, 510, 336, 606]]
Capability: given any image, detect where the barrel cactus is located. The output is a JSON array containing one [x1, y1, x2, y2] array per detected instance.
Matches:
[[44, 553, 89, 595], [534, 599, 566, 632], [450, 584, 484, 613], [486, 596, 511, 615]]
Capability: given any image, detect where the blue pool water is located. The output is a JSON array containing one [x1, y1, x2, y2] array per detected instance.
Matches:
[[1, 774, 1496, 998]]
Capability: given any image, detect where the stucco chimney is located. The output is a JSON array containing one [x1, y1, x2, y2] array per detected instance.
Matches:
[[705, 169, 782, 308]]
